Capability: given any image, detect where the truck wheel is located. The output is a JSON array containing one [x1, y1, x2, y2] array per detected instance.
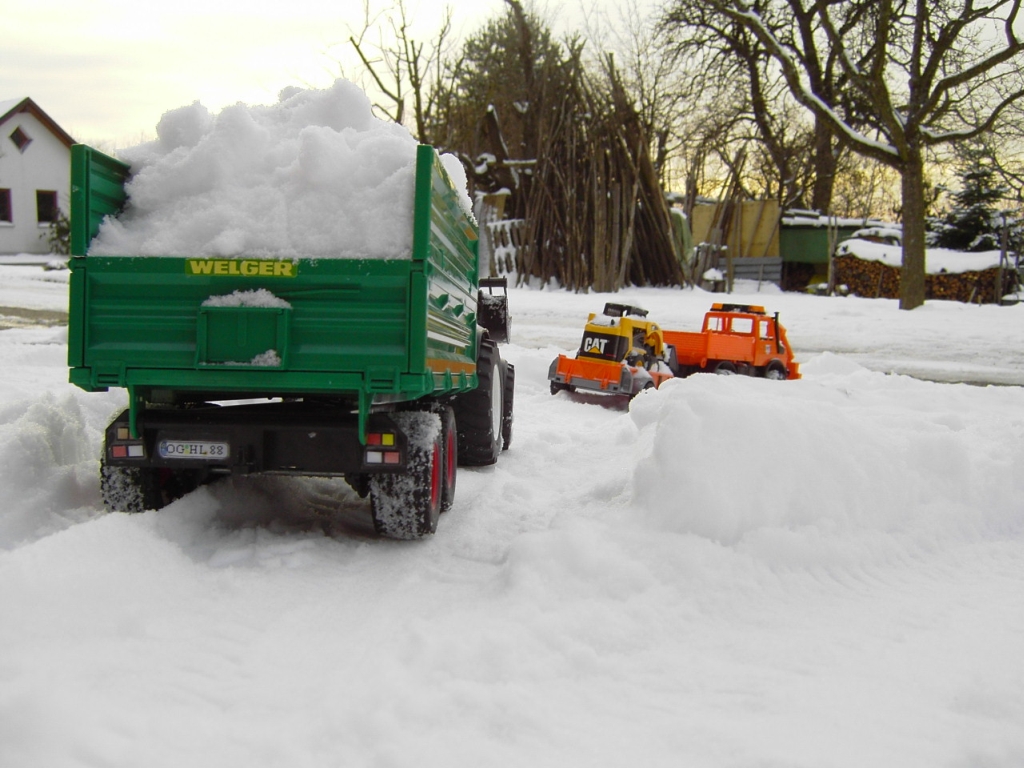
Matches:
[[501, 362, 514, 450], [764, 361, 788, 380], [452, 339, 503, 466], [370, 411, 443, 539]]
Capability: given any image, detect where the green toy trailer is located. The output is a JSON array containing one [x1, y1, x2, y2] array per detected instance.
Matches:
[[68, 144, 513, 539]]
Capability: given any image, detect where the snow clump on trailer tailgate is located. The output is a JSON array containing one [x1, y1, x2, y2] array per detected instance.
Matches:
[[201, 289, 292, 309], [88, 79, 472, 260]]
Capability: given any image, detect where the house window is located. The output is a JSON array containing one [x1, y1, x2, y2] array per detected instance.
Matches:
[[10, 126, 32, 152], [0, 189, 11, 223], [36, 190, 58, 224]]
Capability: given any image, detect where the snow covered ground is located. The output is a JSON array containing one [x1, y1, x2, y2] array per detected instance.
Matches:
[[1, 265, 1023, 767]]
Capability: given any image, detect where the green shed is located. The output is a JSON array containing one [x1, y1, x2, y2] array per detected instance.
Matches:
[[779, 211, 879, 265]]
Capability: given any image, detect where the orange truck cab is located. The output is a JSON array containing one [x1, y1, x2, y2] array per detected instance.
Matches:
[[548, 302, 799, 398]]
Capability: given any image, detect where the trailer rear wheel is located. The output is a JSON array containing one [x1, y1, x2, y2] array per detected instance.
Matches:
[[100, 464, 162, 513], [370, 411, 443, 539], [100, 463, 202, 513], [453, 339, 503, 466]]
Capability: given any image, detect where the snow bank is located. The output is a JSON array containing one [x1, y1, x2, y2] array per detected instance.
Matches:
[[3, 277, 1024, 768], [626, 364, 1023, 574], [0, 390, 117, 550], [88, 79, 471, 260]]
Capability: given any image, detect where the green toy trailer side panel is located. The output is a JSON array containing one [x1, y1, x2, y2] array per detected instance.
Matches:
[[69, 145, 130, 258], [68, 144, 480, 403], [411, 143, 481, 385]]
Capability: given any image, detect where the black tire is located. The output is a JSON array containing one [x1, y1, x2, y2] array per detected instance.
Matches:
[[501, 362, 514, 450], [437, 405, 457, 512], [100, 463, 202, 513], [663, 345, 681, 376], [713, 361, 737, 375], [100, 464, 163, 513], [452, 339, 503, 466], [630, 381, 655, 400], [550, 380, 575, 395], [764, 361, 788, 380], [370, 410, 443, 539]]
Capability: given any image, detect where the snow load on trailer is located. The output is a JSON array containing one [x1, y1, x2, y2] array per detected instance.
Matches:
[[87, 79, 473, 261]]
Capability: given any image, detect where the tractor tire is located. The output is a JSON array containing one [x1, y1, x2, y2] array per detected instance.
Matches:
[[501, 362, 515, 451], [437, 404, 458, 512], [764, 361, 788, 380], [452, 339, 503, 466], [370, 410, 443, 539]]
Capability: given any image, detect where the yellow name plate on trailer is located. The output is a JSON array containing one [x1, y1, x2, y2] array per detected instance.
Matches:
[[185, 259, 298, 278]]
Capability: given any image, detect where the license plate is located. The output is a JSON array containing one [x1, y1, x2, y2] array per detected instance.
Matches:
[[158, 440, 230, 460]]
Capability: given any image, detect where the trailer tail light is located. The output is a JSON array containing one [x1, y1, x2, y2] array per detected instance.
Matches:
[[109, 427, 146, 459], [365, 432, 401, 466]]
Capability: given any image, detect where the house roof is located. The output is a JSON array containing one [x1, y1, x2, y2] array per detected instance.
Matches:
[[0, 97, 75, 148]]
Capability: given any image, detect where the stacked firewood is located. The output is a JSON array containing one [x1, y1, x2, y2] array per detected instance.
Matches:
[[479, 52, 683, 292], [832, 255, 901, 298], [929, 268, 1010, 304], [833, 254, 1012, 303]]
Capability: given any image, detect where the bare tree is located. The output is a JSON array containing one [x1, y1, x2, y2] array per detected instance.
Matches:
[[710, 0, 1024, 309], [661, 0, 859, 213], [346, 0, 457, 144], [985, 101, 1024, 204], [829, 155, 905, 220], [436, 0, 575, 213], [581, 0, 690, 186]]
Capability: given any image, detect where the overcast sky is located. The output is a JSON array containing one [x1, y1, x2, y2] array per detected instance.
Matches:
[[3, 0, 579, 148], [1, 0, 639, 150]]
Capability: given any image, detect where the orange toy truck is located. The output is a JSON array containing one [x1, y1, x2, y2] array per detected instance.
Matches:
[[548, 302, 799, 398]]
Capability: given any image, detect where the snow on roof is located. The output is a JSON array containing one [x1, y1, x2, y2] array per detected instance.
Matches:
[[782, 210, 890, 229], [88, 79, 472, 260], [850, 225, 902, 241], [838, 238, 1005, 273]]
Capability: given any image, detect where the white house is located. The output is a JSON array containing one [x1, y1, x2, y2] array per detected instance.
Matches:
[[0, 97, 75, 255]]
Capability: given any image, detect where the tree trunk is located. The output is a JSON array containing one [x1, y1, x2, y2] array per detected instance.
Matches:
[[899, 148, 927, 310], [810, 118, 837, 213]]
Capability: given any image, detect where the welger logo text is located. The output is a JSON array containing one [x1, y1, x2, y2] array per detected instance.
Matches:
[[185, 259, 297, 278]]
